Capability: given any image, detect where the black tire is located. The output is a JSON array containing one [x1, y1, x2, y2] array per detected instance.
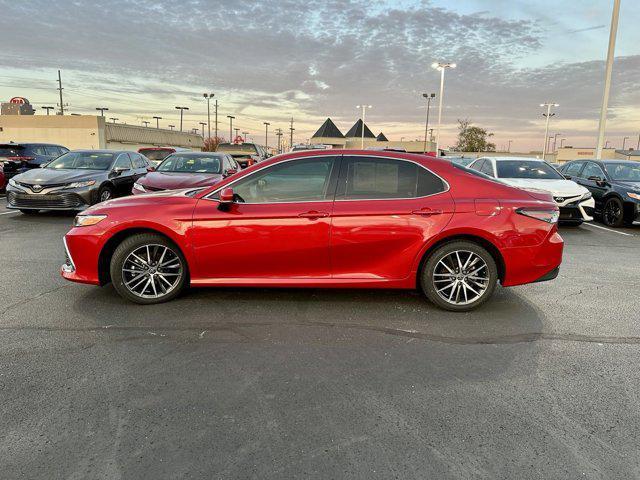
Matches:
[[420, 240, 498, 312], [19, 209, 40, 215], [602, 197, 624, 227], [110, 233, 187, 304], [96, 185, 114, 204]]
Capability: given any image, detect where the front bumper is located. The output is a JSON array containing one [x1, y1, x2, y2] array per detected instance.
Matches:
[[6, 185, 95, 211], [557, 197, 594, 222]]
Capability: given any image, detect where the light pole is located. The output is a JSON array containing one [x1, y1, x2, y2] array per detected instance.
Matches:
[[596, 0, 621, 159], [41, 106, 54, 115], [431, 62, 457, 156], [242, 131, 249, 142], [560, 138, 566, 148], [234, 128, 240, 141], [175, 106, 189, 132], [605, 140, 611, 149], [142, 121, 150, 128], [227, 115, 235, 142], [540, 102, 558, 160], [622, 136, 629, 150], [153, 116, 162, 128], [508, 140, 513, 153], [547, 136, 553, 156], [552, 133, 561, 153], [422, 93, 436, 154], [95, 107, 109, 116], [199, 122, 207, 137], [109, 117, 118, 124], [203, 93, 214, 139], [263, 122, 270, 152], [356, 104, 372, 149], [168, 125, 175, 131]]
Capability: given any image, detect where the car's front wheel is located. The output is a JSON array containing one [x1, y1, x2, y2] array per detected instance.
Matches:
[[420, 241, 498, 312], [110, 233, 187, 304], [602, 197, 624, 227]]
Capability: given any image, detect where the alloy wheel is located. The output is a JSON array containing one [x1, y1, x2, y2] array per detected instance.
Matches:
[[603, 199, 622, 226], [121, 244, 183, 299], [432, 250, 490, 306], [100, 190, 112, 202]]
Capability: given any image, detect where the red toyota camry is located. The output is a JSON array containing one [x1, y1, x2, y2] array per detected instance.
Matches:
[[61, 150, 563, 311]]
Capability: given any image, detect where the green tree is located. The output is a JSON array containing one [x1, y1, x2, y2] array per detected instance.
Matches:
[[453, 119, 496, 152]]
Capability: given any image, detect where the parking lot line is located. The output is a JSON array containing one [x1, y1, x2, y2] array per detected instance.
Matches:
[[583, 222, 634, 237], [0, 211, 18, 216]]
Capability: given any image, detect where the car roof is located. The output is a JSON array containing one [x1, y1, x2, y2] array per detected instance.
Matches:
[[0, 142, 66, 147], [481, 156, 545, 162], [71, 149, 131, 154]]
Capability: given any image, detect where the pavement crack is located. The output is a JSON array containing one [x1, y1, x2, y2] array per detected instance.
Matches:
[[0, 284, 72, 317]]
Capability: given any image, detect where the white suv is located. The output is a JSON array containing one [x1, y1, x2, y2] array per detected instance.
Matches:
[[468, 157, 595, 225]]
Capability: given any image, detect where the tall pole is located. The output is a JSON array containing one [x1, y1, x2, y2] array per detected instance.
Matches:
[[356, 105, 371, 149], [422, 93, 435, 154], [200, 122, 207, 137], [596, 0, 621, 159], [432, 62, 456, 156], [175, 106, 189, 132], [227, 115, 235, 142], [242, 131, 249, 142], [142, 121, 150, 127], [622, 136, 629, 150], [552, 133, 561, 153], [560, 138, 566, 148], [540, 102, 558, 160], [109, 117, 118, 124], [42, 106, 54, 115], [57, 70, 65, 115], [168, 125, 175, 131], [214, 100, 218, 139], [263, 122, 270, 152], [289, 117, 295, 148], [508, 140, 513, 152], [234, 128, 240, 141], [153, 116, 162, 128], [95, 107, 108, 116], [203, 93, 214, 139]]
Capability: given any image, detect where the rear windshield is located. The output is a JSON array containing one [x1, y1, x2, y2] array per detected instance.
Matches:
[[47, 152, 114, 170], [217, 143, 257, 154], [140, 149, 173, 161], [157, 154, 222, 174], [0, 146, 25, 156], [604, 163, 640, 181], [496, 160, 563, 179]]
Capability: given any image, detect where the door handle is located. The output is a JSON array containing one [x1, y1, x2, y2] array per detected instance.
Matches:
[[412, 208, 443, 217], [298, 210, 329, 219]]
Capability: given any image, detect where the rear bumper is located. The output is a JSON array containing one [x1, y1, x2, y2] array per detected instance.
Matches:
[[501, 229, 564, 287]]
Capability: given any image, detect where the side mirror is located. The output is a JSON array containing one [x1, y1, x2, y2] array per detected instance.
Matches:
[[146, 166, 155, 172], [563, 174, 572, 179], [113, 166, 128, 175], [225, 168, 237, 176], [219, 187, 234, 203], [588, 175, 606, 185]]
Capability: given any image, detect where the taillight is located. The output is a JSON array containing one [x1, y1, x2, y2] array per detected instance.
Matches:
[[516, 208, 559, 224], [7, 156, 35, 162]]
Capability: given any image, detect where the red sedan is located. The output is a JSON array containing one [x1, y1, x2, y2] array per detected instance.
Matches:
[[61, 150, 563, 311]]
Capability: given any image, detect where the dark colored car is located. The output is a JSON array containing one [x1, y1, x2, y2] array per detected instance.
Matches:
[[138, 147, 190, 167], [559, 159, 640, 227], [6, 150, 150, 214], [0, 142, 69, 189], [132, 152, 239, 194], [216, 142, 267, 168]]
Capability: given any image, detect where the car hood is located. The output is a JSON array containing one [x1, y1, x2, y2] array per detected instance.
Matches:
[[139, 171, 223, 190], [612, 180, 640, 191], [83, 188, 199, 215], [499, 178, 588, 197], [13, 168, 105, 185]]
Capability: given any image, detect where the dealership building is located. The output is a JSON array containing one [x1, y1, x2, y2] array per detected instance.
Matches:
[[0, 98, 203, 151], [310, 118, 436, 153]]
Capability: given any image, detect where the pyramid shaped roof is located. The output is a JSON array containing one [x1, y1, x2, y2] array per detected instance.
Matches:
[[376, 132, 388, 141], [311, 118, 344, 138], [345, 119, 376, 138]]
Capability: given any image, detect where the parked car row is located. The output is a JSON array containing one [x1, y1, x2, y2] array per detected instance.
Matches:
[[0, 142, 69, 190]]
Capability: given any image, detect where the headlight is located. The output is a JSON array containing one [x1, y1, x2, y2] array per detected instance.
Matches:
[[73, 214, 107, 227], [133, 182, 146, 192], [66, 180, 96, 189], [8, 178, 18, 188], [581, 191, 593, 200], [627, 192, 640, 201]]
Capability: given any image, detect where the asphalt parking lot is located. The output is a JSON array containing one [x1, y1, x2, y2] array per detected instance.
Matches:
[[1, 197, 639, 479]]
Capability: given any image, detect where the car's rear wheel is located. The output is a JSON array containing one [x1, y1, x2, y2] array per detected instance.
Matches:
[[110, 233, 187, 304], [420, 241, 498, 312], [602, 197, 624, 227]]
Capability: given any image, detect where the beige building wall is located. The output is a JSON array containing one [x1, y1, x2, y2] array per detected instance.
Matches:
[[555, 147, 618, 163], [0, 115, 203, 151]]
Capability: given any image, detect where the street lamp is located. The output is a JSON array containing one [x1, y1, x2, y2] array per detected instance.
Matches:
[[203, 93, 214, 139], [95, 107, 109, 116], [153, 116, 162, 128], [142, 121, 150, 128], [356, 104, 372, 149], [175, 106, 189, 132], [168, 124, 175, 131], [552, 133, 561, 153], [540, 102, 559, 160], [41, 106, 54, 115], [242, 131, 249, 142], [234, 128, 240, 141], [622, 136, 629, 150], [227, 115, 235, 142], [199, 122, 207, 137], [263, 122, 270, 152], [431, 62, 457, 156], [560, 138, 566, 148], [508, 140, 513, 153], [422, 93, 436, 154], [109, 117, 118, 124]]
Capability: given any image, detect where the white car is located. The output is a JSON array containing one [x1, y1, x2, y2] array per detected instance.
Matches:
[[468, 157, 595, 224]]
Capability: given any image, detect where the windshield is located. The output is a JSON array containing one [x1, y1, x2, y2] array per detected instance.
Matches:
[[604, 163, 640, 182], [217, 143, 257, 154], [157, 154, 222, 174], [47, 152, 114, 170], [496, 160, 563, 179], [140, 149, 173, 161]]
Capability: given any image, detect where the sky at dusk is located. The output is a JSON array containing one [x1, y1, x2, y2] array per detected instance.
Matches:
[[1, 0, 639, 151]]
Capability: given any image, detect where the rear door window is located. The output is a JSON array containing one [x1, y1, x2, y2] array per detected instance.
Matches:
[[580, 162, 605, 179], [337, 156, 445, 199], [480, 160, 495, 177], [469, 159, 485, 172], [129, 153, 147, 168]]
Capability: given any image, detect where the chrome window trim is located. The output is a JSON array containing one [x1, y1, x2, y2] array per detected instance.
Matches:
[[202, 153, 450, 205]]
